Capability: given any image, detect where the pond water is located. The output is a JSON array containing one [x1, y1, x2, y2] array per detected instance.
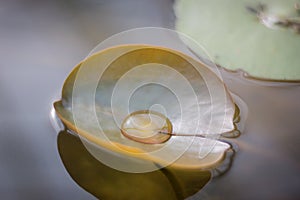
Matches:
[[0, 0, 299, 199]]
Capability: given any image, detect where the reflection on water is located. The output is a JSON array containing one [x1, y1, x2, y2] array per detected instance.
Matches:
[[57, 130, 215, 199]]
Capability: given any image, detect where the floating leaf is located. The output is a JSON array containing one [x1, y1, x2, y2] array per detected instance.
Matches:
[[175, 0, 300, 81], [54, 45, 236, 171]]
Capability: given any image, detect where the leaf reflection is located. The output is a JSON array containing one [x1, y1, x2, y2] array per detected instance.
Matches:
[[57, 131, 212, 200]]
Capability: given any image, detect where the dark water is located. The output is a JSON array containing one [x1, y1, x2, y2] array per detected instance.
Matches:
[[1, 0, 299, 199]]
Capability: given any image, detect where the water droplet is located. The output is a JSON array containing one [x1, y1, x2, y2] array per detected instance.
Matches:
[[121, 110, 173, 144]]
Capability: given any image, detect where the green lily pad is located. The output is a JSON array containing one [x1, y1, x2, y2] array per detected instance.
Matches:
[[175, 0, 300, 81]]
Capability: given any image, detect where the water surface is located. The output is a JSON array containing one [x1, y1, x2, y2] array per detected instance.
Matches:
[[0, 0, 299, 199]]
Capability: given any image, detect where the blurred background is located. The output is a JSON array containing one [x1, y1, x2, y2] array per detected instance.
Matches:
[[0, 0, 299, 199], [0, 0, 173, 199]]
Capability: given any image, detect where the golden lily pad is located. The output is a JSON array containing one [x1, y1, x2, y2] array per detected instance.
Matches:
[[54, 45, 237, 171], [175, 0, 300, 81]]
